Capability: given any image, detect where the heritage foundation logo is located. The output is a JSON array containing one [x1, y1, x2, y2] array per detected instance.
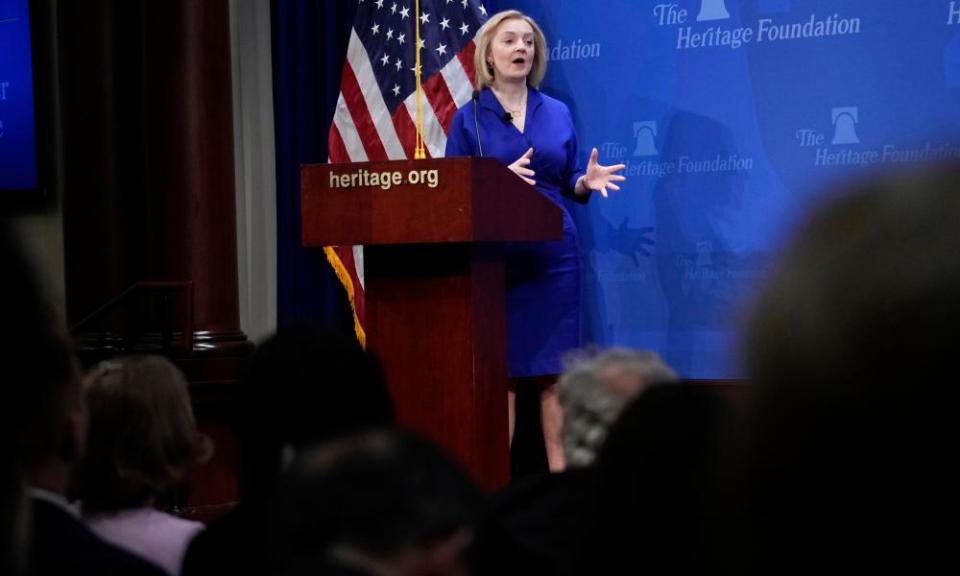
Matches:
[[653, 2, 861, 51], [795, 107, 960, 168], [593, 118, 754, 178], [949, 1, 960, 25]]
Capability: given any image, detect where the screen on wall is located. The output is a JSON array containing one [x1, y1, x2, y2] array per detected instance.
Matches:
[[0, 0, 40, 193]]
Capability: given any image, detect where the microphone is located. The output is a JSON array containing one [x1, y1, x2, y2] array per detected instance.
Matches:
[[472, 91, 484, 157], [502, 112, 513, 124]]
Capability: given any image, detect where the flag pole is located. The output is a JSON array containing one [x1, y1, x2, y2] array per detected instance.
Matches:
[[414, 0, 426, 159]]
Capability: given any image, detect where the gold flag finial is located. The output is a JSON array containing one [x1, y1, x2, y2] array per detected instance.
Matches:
[[413, 0, 426, 159]]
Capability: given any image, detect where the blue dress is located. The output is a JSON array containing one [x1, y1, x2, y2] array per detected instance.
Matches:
[[445, 87, 587, 377]]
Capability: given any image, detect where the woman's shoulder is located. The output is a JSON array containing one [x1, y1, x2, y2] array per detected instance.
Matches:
[[531, 88, 572, 112], [530, 88, 575, 126], [450, 96, 477, 122]]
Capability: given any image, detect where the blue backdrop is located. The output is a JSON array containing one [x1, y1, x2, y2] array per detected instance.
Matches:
[[506, 0, 960, 377], [0, 0, 39, 191]]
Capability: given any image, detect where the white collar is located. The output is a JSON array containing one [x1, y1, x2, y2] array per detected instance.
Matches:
[[28, 486, 81, 518]]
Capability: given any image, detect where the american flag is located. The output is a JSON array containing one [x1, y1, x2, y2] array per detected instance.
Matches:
[[324, 0, 489, 345]]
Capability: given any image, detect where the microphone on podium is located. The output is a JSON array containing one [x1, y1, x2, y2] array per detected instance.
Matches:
[[471, 91, 484, 157]]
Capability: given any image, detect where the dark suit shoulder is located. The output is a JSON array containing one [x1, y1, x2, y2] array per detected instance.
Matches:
[[491, 469, 598, 576], [182, 504, 268, 576], [29, 497, 166, 576]]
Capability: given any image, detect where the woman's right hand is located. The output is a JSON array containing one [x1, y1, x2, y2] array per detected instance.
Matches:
[[509, 147, 536, 186]]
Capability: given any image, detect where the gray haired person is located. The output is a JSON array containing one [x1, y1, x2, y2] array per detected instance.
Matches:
[[558, 348, 678, 467]]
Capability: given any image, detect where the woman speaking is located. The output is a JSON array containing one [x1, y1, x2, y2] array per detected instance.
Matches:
[[445, 10, 626, 471]]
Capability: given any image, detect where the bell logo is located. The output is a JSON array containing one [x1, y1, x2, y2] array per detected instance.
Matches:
[[697, 0, 731, 22], [633, 121, 659, 156], [831, 107, 860, 145]]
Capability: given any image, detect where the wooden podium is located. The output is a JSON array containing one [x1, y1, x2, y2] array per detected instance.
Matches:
[[301, 157, 562, 489]]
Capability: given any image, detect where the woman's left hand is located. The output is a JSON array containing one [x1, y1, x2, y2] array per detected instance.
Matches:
[[579, 147, 626, 198]]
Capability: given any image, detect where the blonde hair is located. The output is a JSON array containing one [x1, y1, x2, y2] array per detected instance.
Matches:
[[473, 10, 548, 89]]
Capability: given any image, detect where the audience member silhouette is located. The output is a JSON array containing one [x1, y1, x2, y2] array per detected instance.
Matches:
[[268, 429, 491, 576], [1, 448, 27, 576], [79, 355, 212, 575], [576, 382, 734, 575], [2, 222, 165, 576], [737, 163, 960, 574], [181, 326, 394, 576], [558, 347, 678, 467], [494, 347, 679, 576]]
